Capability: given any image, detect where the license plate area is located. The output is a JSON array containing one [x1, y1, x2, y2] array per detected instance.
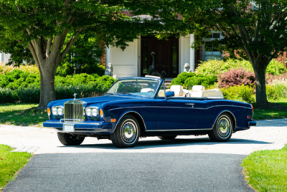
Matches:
[[63, 124, 75, 132]]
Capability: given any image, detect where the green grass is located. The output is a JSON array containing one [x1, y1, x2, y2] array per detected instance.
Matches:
[[0, 145, 32, 190], [253, 98, 287, 120], [0, 104, 48, 127], [242, 144, 287, 191]]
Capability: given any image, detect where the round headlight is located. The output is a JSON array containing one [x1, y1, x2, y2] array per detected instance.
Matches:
[[92, 108, 99, 117], [58, 108, 63, 116], [86, 108, 92, 116], [52, 107, 58, 116]]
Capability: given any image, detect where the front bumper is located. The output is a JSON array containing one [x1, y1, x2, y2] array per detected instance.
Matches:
[[43, 120, 113, 134]]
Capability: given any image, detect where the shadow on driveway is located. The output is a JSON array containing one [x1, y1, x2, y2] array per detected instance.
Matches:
[[58, 137, 271, 150]]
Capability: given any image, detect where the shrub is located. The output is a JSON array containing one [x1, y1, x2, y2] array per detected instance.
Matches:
[[170, 72, 195, 86], [0, 88, 19, 103], [195, 59, 253, 76], [266, 73, 287, 84], [221, 85, 255, 103], [56, 62, 105, 76], [218, 68, 255, 88], [266, 60, 287, 75], [0, 62, 39, 75], [184, 75, 217, 89], [17, 87, 40, 103], [195, 58, 287, 76], [266, 79, 287, 100]]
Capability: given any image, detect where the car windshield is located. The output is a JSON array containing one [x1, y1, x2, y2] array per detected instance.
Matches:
[[106, 79, 161, 98]]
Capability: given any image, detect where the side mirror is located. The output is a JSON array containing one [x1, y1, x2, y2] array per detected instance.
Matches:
[[166, 91, 174, 98]]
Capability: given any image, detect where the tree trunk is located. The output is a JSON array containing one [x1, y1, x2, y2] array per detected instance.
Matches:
[[253, 63, 268, 105], [37, 61, 56, 109]]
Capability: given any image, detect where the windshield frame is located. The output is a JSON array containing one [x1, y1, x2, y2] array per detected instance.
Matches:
[[105, 77, 163, 98]]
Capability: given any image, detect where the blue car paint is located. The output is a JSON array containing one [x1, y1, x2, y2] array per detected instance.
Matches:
[[43, 77, 256, 136]]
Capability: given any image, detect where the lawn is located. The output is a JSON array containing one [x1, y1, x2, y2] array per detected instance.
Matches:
[[242, 144, 287, 191], [0, 145, 32, 190], [253, 98, 287, 120], [0, 104, 48, 127]]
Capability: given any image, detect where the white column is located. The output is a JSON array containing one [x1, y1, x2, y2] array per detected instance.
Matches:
[[190, 34, 195, 72], [105, 46, 111, 69]]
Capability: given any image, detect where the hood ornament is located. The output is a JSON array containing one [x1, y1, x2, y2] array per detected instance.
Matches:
[[74, 93, 77, 100]]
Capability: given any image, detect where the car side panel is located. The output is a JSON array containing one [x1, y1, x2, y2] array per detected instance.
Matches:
[[195, 100, 253, 130], [104, 100, 159, 132]]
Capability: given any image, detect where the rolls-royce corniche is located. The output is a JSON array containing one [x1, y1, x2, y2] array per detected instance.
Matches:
[[43, 76, 257, 148]]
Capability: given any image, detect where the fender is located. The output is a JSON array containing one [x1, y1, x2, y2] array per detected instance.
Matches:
[[113, 110, 147, 133]]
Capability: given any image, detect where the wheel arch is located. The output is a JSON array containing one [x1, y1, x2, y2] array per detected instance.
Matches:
[[212, 110, 237, 132], [114, 111, 146, 135]]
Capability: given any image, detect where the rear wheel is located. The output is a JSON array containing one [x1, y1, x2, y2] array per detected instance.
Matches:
[[111, 115, 140, 148], [208, 113, 233, 142], [57, 133, 85, 145], [158, 136, 177, 140]]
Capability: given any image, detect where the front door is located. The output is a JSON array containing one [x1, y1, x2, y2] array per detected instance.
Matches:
[[141, 36, 179, 78]]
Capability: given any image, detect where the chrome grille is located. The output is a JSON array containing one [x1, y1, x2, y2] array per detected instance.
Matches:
[[64, 102, 83, 121]]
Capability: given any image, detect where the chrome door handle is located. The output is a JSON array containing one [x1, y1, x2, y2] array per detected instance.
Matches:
[[185, 103, 195, 108]]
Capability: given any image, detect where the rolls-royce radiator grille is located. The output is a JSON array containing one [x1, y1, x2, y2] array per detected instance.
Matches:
[[64, 103, 83, 121]]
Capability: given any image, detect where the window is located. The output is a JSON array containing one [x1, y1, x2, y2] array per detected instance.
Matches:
[[203, 32, 222, 61]]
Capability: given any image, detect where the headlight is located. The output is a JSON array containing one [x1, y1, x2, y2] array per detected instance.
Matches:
[[86, 108, 92, 116], [85, 107, 99, 117], [58, 108, 63, 116], [52, 106, 64, 116], [52, 107, 58, 116], [92, 108, 99, 117]]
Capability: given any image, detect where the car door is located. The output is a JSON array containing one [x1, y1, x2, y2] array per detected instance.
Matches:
[[156, 98, 198, 131]]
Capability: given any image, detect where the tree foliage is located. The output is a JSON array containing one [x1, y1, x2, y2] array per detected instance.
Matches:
[[0, 0, 182, 108], [168, 0, 287, 104]]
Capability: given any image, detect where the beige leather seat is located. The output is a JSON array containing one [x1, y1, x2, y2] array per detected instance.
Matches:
[[190, 85, 205, 97], [169, 85, 184, 97], [141, 88, 155, 93]]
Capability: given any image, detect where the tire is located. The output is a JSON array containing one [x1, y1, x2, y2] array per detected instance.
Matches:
[[111, 115, 140, 148], [158, 135, 177, 140], [57, 132, 85, 145], [208, 113, 233, 142]]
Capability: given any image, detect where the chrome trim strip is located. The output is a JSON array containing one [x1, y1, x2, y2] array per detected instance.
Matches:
[[146, 128, 212, 132], [109, 105, 251, 111], [113, 111, 147, 133], [211, 110, 237, 131]]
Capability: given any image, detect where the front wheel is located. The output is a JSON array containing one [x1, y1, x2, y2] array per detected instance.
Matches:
[[57, 133, 85, 145], [208, 113, 233, 142], [111, 115, 140, 148]]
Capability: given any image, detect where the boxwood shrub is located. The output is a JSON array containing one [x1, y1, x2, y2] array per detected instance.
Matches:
[[170, 72, 217, 89]]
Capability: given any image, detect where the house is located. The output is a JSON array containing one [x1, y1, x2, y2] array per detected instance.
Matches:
[[104, 31, 224, 79], [0, 52, 11, 63]]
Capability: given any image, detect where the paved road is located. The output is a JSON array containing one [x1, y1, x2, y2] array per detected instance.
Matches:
[[1, 119, 287, 192]]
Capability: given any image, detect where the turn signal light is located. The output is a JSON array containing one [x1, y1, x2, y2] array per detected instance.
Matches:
[[111, 119, 116, 122], [100, 109, 104, 117], [47, 108, 51, 116]]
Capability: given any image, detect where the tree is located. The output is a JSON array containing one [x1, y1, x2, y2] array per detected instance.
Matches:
[[169, 0, 287, 105], [57, 32, 105, 76], [0, 0, 177, 108]]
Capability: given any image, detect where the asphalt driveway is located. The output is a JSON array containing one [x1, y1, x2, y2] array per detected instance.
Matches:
[[1, 119, 287, 192]]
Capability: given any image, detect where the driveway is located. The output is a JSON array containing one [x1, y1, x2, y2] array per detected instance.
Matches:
[[1, 119, 287, 192]]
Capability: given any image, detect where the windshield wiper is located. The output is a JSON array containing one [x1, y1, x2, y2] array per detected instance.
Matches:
[[104, 93, 114, 95]]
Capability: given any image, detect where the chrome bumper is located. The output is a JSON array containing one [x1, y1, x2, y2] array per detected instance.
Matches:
[[43, 120, 113, 134]]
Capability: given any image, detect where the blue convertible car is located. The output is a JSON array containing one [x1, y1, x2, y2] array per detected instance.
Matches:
[[43, 76, 256, 148]]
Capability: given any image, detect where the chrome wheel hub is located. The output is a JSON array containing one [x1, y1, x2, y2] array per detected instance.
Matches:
[[217, 116, 231, 138], [121, 121, 137, 144]]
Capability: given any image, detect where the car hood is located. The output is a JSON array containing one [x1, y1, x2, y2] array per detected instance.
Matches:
[[47, 94, 147, 108]]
